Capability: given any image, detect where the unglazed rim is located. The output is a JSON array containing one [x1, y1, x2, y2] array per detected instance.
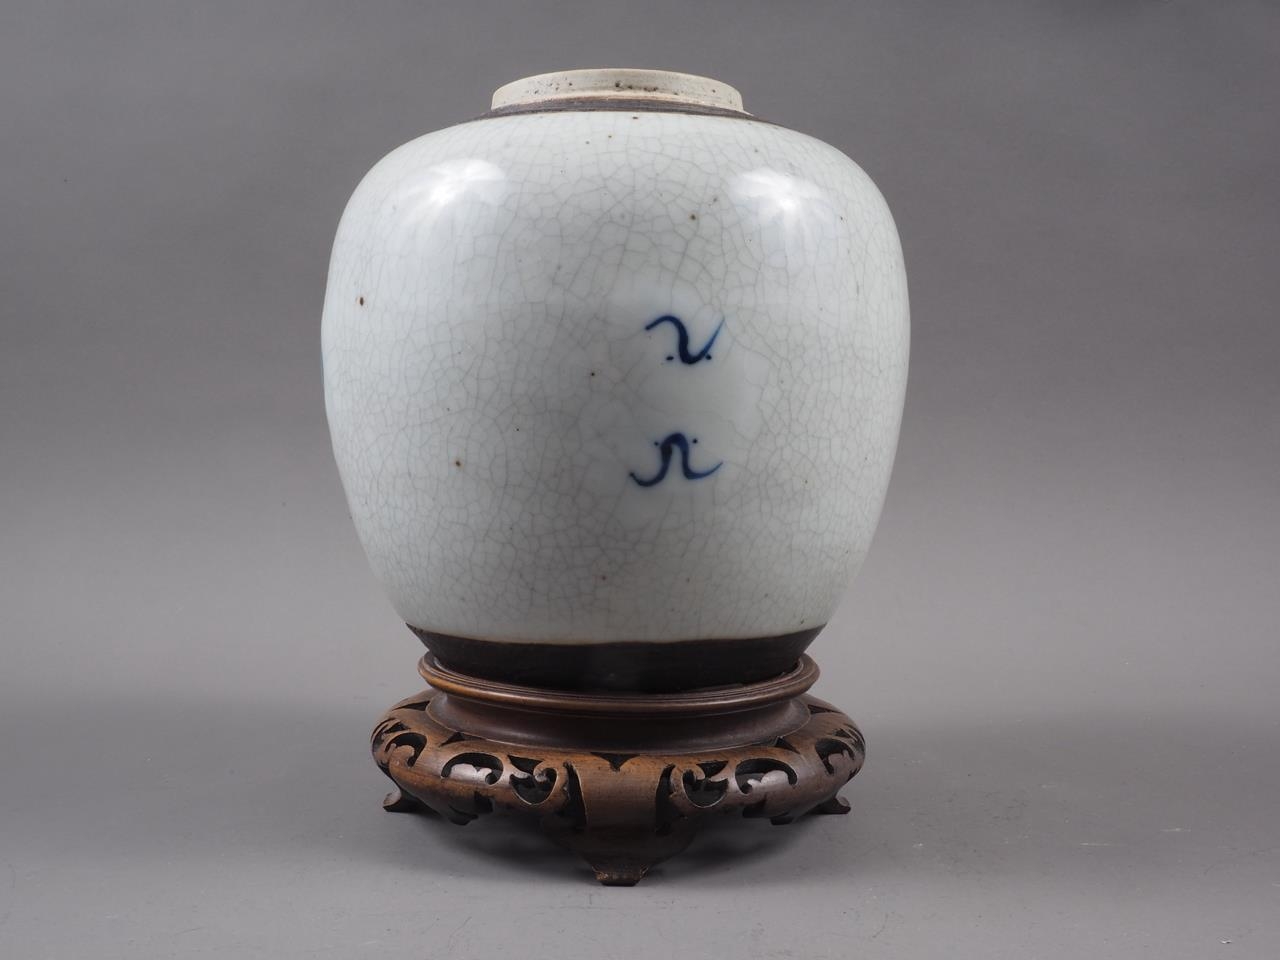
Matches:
[[491, 68, 746, 114], [410, 625, 821, 692]]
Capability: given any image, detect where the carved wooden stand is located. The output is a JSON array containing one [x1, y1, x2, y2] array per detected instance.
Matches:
[[371, 654, 863, 885]]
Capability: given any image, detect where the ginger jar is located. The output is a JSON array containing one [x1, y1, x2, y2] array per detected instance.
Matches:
[[322, 69, 909, 690]]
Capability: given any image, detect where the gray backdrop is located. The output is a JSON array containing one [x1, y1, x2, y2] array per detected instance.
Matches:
[[2, 2, 1277, 957]]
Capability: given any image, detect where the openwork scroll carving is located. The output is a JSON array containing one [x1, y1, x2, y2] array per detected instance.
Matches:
[[371, 687, 864, 885]]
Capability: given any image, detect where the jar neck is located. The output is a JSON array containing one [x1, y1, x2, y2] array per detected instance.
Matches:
[[490, 68, 745, 114]]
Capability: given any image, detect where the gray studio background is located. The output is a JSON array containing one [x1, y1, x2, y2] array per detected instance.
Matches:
[[2, 2, 1278, 957]]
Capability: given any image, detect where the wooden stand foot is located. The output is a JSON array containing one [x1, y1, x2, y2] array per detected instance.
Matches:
[[371, 655, 864, 885]]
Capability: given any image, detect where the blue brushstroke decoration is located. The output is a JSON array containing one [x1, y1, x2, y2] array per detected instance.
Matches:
[[629, 433, 723, 487], [645, 315, 723, 364]]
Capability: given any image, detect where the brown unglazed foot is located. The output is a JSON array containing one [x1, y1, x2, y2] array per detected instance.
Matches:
[[371, 655, 865, 885]]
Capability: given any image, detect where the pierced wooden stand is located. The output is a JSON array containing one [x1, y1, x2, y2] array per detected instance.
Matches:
[[371, 654, 863, 885]]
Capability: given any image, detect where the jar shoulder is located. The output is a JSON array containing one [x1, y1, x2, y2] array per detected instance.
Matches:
[[336, 111, 897, 238]]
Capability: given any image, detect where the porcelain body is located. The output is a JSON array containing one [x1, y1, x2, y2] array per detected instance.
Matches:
[[322, 72, 908, 665]]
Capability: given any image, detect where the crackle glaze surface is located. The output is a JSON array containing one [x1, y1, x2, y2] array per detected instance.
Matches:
[[322, 95, 908, 645]]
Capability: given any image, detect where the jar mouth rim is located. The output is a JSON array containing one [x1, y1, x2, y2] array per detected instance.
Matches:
[[491, 68, 745, 114]]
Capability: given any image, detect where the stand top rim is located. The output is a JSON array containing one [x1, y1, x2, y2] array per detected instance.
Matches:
[[418, 654, 819, 718]]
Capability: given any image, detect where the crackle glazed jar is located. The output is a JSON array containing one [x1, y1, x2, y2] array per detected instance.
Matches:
[[322, 69, 908, 691]]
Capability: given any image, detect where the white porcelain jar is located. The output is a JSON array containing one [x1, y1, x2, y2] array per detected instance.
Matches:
[[322, 69, 909, 690]]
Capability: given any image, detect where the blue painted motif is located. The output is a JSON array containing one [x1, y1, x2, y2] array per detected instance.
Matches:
[[645, 315, 723, 364], [629, 433, 723, 488]]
